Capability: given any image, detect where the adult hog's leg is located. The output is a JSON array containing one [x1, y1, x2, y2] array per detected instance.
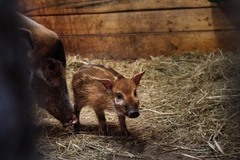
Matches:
[[118, 115, 131, 137], [94, 109, 108, 135]]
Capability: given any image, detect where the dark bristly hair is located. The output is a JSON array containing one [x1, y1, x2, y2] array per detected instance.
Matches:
[[0, 0, 37, 159]]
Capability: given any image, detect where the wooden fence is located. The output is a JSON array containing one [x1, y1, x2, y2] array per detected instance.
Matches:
[[18, 0, 240, 59]]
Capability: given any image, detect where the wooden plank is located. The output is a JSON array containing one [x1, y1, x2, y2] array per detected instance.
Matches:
[[27, 8, 238, 36], [61, 30, 240, 59], [18, 0, 217, 16]]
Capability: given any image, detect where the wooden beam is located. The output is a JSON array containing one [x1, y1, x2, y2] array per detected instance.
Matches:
[[18, 0, 217, 16], [27, 8, 238, 36], [61, 30, 240, 59]]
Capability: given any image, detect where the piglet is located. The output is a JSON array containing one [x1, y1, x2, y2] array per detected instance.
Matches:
[[72, 64, 145, 136]]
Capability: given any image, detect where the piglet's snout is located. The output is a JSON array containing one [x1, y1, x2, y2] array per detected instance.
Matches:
[[128, 108, 140, 118]]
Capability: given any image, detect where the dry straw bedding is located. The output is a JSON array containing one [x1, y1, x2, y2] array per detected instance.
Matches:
[[34, 52, 240, 159]]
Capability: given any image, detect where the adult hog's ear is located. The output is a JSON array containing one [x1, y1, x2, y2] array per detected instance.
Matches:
[[95, 78, 113, 90], [18, 28, 35, 57], [132, 70, 145, 86]]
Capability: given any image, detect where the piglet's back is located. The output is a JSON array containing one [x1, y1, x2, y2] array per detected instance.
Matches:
[[76, 64, 124, 80], [72, 64, 124, 95], [72, 64, 120, 109]]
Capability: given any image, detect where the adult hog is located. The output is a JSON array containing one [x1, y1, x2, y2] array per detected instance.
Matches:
[[72, 64, 145, 136], [17, 13, 77, 127]]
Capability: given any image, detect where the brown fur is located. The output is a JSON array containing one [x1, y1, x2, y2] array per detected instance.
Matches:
[[72, 64, 145, 136], [17, 13, 77, 126]]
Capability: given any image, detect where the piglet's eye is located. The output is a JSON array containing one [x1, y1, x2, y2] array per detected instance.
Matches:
[[134, 89, 137, 97], [116, 92, 123, 99]]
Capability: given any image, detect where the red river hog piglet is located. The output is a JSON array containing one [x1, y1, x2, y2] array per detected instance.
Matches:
[[72, 64, 145, 136], [17, 13, 77, 127]]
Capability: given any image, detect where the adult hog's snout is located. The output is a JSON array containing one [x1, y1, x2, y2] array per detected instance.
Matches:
[[47, 100, 77, 127], [46, 100, 78, 127], [128, 108, 140, 118], [63, 114, 78, 127]]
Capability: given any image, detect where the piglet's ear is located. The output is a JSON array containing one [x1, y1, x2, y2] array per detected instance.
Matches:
[[132, 70, 145, 86], [95, 78, 113, 90]]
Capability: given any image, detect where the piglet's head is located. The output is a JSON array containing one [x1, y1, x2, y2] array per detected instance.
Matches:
[[96, 71, 145, 118]]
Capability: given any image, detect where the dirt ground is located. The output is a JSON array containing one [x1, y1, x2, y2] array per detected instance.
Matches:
[[35, 108, 209, 160], [34, 52, 240, 160]]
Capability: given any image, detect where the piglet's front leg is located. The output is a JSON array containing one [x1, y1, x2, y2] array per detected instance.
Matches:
[[118, 115, 131, 137], [74, 104, 81, 131], [96, 110, 108, 135]]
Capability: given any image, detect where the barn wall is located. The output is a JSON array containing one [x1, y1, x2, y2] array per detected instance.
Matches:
[[18, 0, 240, 59]]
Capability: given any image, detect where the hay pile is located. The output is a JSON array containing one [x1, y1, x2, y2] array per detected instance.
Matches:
[[34, 51, 240, 159]]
